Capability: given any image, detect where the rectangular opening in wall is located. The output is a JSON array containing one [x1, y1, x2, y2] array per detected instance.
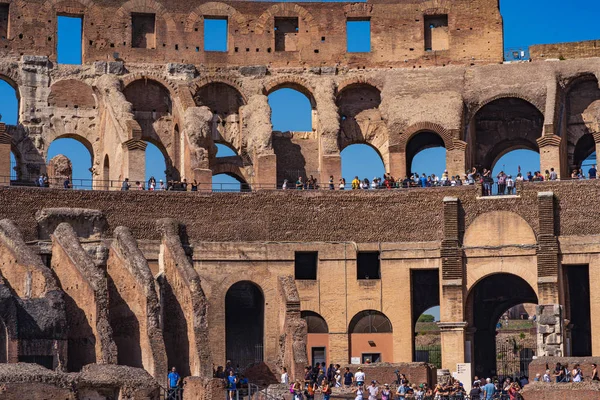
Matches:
[[346, 18, 371, 53], [0, 4, 9, 40], [424, 14, 448, 51], [131, 13, 156, 49], [565, 264, 592, 356], [274, 17, 298, 52], [204, 17, 228, 52], [311, 347, 326, 366], [295, 251, 318, 280], [357, 251, 380, 280], [362, 353, 381, 363], [57, 15, 83, 64]]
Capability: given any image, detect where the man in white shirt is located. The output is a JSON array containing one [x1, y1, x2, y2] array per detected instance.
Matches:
[[367, 381, 379, 400], [281, 367, 289, 384], [355, 367, 365, 386]]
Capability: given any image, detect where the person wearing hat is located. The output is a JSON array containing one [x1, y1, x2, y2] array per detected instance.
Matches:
[[367, 380, 378, 400], [354, 367, 365, 386], [381, 383, 391, 400]]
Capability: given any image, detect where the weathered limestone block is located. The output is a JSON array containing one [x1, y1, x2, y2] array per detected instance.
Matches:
[[157, 218, 211, 378], [277, 276, 308, 381], [51, 222, 117, 371], [536, 304, 564, 357], [166, 63, 197, 80], [107, 226, 168, 386], [239, 65, 267, 77], [36, 208, 107, 240], [47, 154, 72, 189]]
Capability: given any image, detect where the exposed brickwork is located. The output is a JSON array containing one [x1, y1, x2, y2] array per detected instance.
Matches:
[[530, 40, 600, 61]]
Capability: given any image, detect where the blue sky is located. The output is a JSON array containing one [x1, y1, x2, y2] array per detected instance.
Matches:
[[6, 0, 600, 194]]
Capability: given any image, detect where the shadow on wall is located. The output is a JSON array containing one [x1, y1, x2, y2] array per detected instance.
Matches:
[[273, 135, 307, 186], [64, 292, 96, 372], [160, 277, 191, 377], [107, 276, 142, 369]]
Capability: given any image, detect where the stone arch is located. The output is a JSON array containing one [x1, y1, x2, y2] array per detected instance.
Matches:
[[194, 82, 246, 116], [185, 2, 248, 34], [123, 73, 180, 99], [349, 310, 393, 333], [337, 76, 382, 94], [469, 93, 545, 121], [400, 122, 453, 150], [211, 162, 249, 185], [255, 3, 316, 35], [471, 97, 544, 170], [46, 133, 94, 163], [464, 211, 536, 249], [264, 76, 316, 108], [225, 281, 265, 367], [193, 76, 248, 103], [116, 0, 176, 32], [48, 79, 96, 109]]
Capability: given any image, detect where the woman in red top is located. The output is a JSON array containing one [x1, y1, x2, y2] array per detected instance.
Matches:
[[507, 382, 521, 400]]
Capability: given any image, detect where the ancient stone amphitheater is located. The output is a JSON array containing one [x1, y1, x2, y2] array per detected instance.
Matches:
[[0, 0, 600, 399]]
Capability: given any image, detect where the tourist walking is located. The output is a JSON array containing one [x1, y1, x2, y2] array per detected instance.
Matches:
[[168, 367, 181, 399]]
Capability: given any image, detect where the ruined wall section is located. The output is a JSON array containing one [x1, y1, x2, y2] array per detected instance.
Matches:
[[0, 0, 503, 68], [277, 276, 308, 381], [107, 226, 167, 385], [531, 40, 600, 61], [157, 218, 211, 377], [51, 222, 117, 371]]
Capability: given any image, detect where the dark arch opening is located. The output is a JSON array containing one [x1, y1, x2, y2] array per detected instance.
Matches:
[[566, 76, 600, 171], [406, 131, 446, 178], [194, 82, 245, 117], [123, 79, 172, 116], [467, 273, 538, 378], [268, 87, 313, 132], [226, 281, 264, 369], [349, 310, 392, 334], [301, 311, 329, 334], [411, 269, 440, 366], [473, 98, 543, 170], [573, 134, 595, 172]]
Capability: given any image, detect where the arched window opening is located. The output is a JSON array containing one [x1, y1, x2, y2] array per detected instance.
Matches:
[[195, 83, 244, 118], [341, 144, 385, 188], [473, 98, 543, 172], [302, 311, 329, 366], [582, 152, 596, 177], [406, 131, 446, 180], [411, 269, 440, 367], [226, 282, 264, 369], [47, 138, 92, 188], [216, 143, 238, 158], [145, 141, 167, 187], [467, 273, 538, 379], [9, 151, 16, 181], [491, 149, 540, 193], [0, 78, 19, 125], [573, 134, 596, 177], [123, 80, 172, 121], [348, 310, 392, 364], [349, 310, 392, 334], [268, 88, 312, 132], [302, 311, 329, 334], [213, 173, 249, 192], [566, 77, 600, 171]]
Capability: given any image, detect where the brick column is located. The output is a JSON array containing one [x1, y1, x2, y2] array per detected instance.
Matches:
[[537, 135, 562, 177], [446, 139, 467, 179], [536, 191, 564, 357], [121, 139, 147, 185], [439, 196, 466, 369], [388, 144, 405, 181], [0, 123, 10, 186]]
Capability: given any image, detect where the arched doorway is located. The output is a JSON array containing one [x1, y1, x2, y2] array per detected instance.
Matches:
[[348, 310, 393, 363], [340, 144, 385, 186], [268, 87, 313, 132], [225, 282, 264, 369], [145, 141, 167, 185], [466, 273, 538, 378], [406, 131, 447, 180], [492, 149, 540, 192], [573, 135, 595, 176], [472, 98, 543, 172], [302, 311, 329, 366], [46, 137, 93, 188]]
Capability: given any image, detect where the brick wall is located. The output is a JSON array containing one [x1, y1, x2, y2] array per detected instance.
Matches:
[[530, 40, 600, 60]]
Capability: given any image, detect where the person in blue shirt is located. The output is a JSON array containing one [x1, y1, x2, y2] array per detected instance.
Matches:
[[168, 367, 181, 396], [482, 378, 496, 400], [419, 173, 427, 188], [227, 369, 238, 400]]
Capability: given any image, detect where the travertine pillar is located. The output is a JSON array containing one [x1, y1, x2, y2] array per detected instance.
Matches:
[[536, 304, 564, 357], [121, 139, 147, 185], [446, 139, 467, 179], [0, 123, 10, 186], [388, 145, 405, 180], [255, 153, 277, 189], [440, 196, 466, 369], [319, 154, 341, 189], [537, 135, 562, 178]]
